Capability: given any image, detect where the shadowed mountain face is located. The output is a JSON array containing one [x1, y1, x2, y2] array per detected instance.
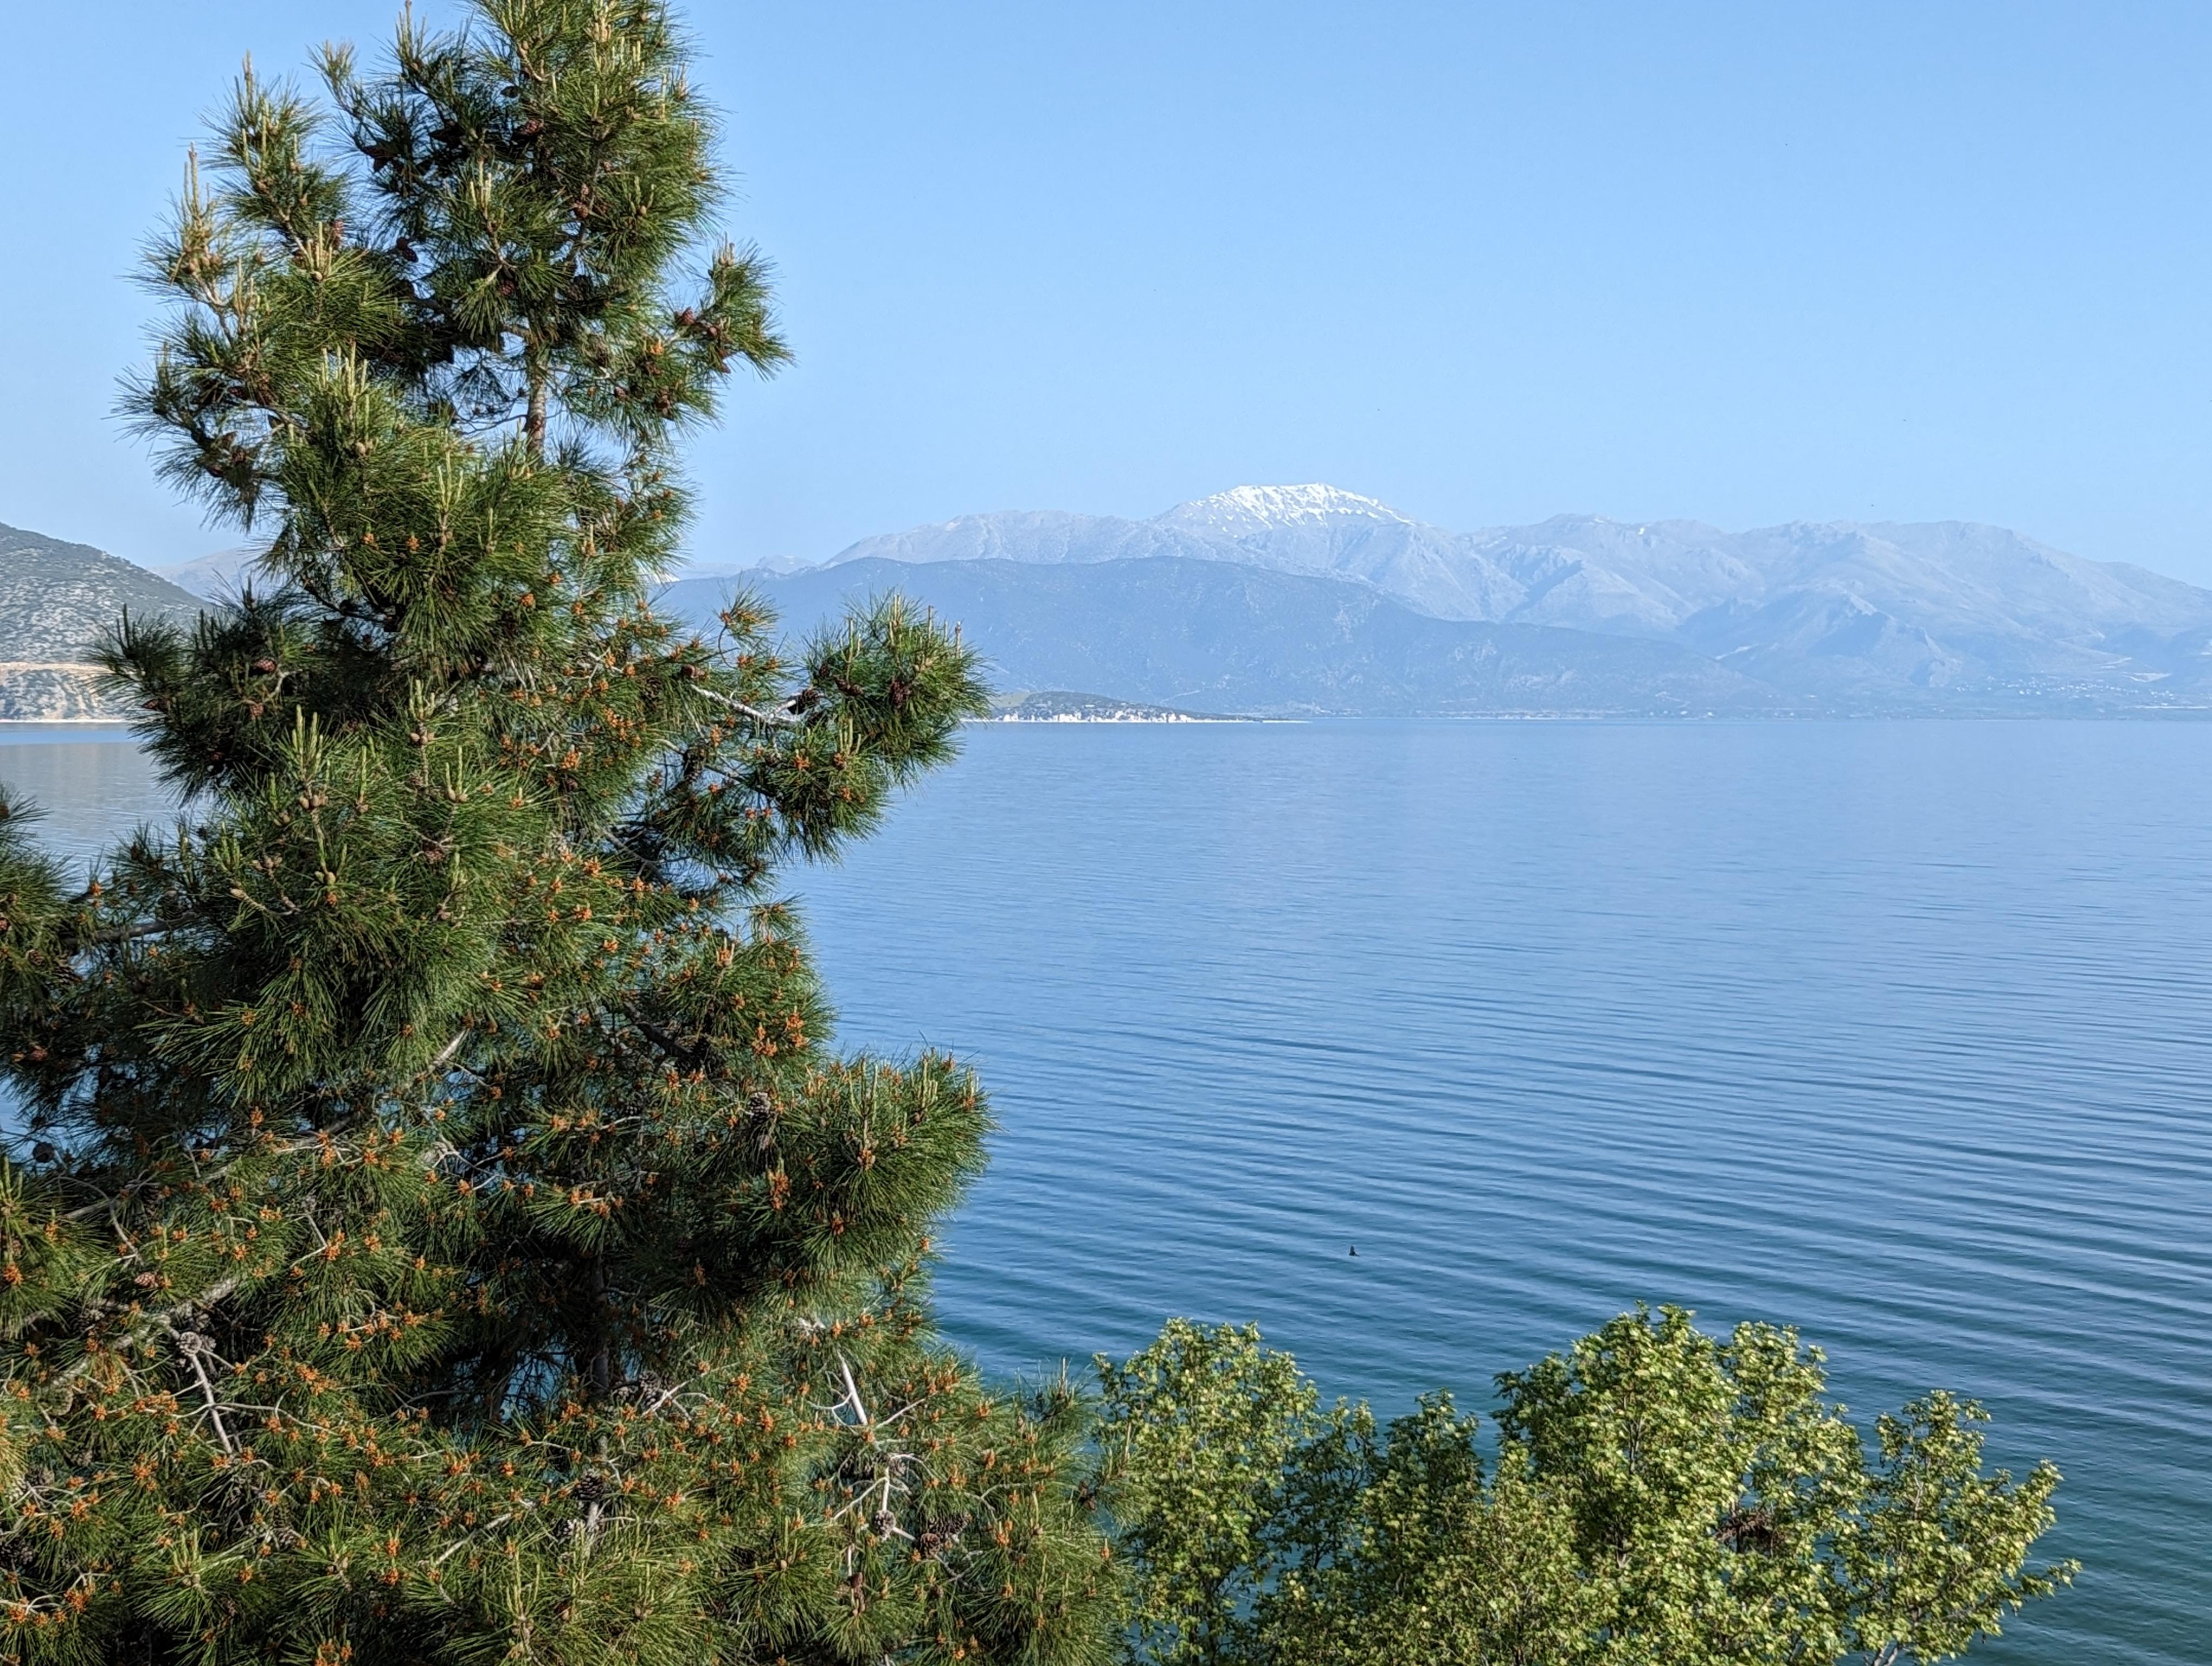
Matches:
[[822, 488, 2212, 706], [660, 558, 1783, 717]]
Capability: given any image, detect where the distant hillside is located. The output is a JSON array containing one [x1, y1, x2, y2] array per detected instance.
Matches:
[[988, 690, 1252, 722], [822, 487, 2212, 709], [0, 523, 204, 720], [153, 547, 256, 600], [659, 558, 1780, 718]]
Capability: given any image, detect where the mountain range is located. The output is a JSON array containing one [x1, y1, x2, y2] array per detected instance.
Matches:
[[666, 557, 1778, 719], [14, 488, 2212, 719], [793, 485, 2212, 711]]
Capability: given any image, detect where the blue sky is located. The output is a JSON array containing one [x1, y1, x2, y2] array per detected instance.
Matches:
[[5, 2, 2212, 578]]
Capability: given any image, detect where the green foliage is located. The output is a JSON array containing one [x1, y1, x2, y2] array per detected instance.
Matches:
[[0, 4, 1113, 1662], [1099, 1310, 2072, 1666], [1841, 1393, 2076, 1666], [1265, 1398, 1598, 1666], [1091, 1320, 1339, 1665]]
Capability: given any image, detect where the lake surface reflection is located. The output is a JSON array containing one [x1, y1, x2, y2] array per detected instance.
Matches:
[[7, 719, 2208, 1665]]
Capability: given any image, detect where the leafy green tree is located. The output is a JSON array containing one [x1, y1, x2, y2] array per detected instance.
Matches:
[[0, 3, 1111, 1662], [1838, 1393, 2077, 1666], [1258, 1394, 1598, 1666], [1091, 1321, 1328, 1666], [1099, 1309, 2072, 1666]]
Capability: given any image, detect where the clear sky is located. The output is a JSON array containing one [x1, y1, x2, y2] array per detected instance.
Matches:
[[5, 2, 2212, 579]]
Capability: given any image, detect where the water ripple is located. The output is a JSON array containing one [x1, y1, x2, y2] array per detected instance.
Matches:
[[9, 720, 2208, 1665], [794, 720, 2212, 1666]]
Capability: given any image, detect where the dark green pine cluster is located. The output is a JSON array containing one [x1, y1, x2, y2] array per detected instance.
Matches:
[[0, 3, 1111, 1661]]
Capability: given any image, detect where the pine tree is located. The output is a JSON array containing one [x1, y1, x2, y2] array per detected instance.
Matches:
[[0, 4, 1111, 1661]]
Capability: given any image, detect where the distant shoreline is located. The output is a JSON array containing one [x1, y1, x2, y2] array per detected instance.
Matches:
[[979, 714, 1274, 725], [12, 709, 2212, 734]]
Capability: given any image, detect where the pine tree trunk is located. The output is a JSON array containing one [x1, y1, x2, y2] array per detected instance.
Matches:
[[524, 350, 548, 457], [588, 1257, 612, 1398]]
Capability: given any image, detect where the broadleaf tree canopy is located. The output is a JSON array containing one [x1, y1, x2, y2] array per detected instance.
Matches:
[[1097, 1309, 2074, 1666]]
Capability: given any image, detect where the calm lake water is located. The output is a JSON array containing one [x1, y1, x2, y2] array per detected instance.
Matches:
[[5, 720, 2208, 1665]]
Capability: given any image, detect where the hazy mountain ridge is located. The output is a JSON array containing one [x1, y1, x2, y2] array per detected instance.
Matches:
[[661, 558, 1783, 717], [832, 486, 1528, 620], [155, 547, 257, 600], [827, 489, 2212, 704]]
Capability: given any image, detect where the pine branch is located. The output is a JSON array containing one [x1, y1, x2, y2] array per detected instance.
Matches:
[[167, 1325, 238, 1456], [84, 919, 179, 946], [698, 687, 806, 728]]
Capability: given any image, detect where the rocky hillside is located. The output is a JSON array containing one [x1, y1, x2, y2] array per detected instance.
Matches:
[[0, 523, 203, 720]]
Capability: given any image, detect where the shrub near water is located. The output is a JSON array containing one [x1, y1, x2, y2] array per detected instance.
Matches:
[[0, 4, 1110, 1661], [1098, 1309, 2072, 1665]]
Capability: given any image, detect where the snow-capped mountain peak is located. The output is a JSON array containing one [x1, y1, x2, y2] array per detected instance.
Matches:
[[1155, 483, 1414, 532]]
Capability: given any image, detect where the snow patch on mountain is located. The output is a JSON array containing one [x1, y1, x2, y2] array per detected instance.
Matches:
[[1156, 484, 1413, 533]]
